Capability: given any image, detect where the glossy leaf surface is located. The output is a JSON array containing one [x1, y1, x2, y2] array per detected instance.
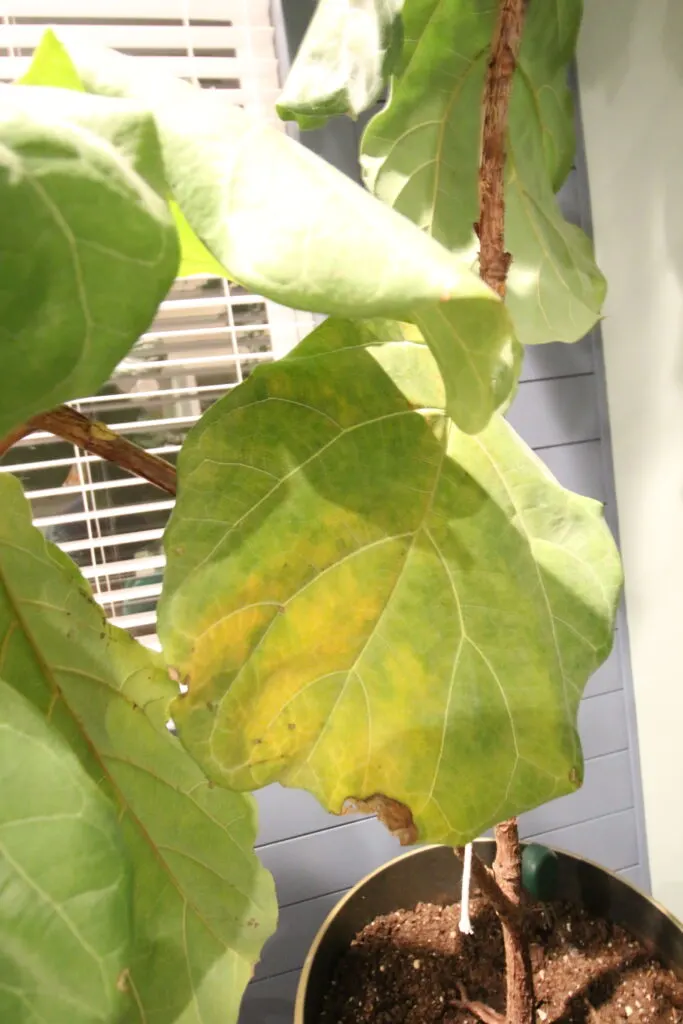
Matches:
[[0, 82, 178, 436], [160, 320, 621, 846], [32, 30, 517, 433], [278, 0, 404, 128], [361, 0, 606, 347], [0, 678, 131, 1024], [0, 474, 277, 1024]]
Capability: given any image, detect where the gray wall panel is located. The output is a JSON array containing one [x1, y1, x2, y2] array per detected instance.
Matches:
[[520, 752, 633, 835], [255, 891, 342, 981], [240, 970, 300, 1024], [507, 374, 600, 449], [618, 865, 648, 890], [578, 689, 628, 759], [529, 810, 639, 872], [584, 642, 622, 697], [520, 337, 594, 383], [260, 818, 401, 908], [537, 440, 605, 501], [255, 785, 366, 847]]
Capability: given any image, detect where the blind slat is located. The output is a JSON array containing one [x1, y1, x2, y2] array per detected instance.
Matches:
[[81, 554, 166, 581], [1, 446, 181, 470], [2, 24, 274, 53], [59, 528, 165, 554], [0, 55, 279, 86], [34, 499, 175, 529], [96, 582, 162, 605], [109, 610, 159, 630], [154, 294, 266, 318], [137, 635, 162, 651], [27, 476, 147, 500], [75, 381, 231, 408], [7, 0, 271, 21]]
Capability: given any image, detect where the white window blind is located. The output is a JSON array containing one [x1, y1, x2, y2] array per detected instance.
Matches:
[[0, 1, 315, 649]]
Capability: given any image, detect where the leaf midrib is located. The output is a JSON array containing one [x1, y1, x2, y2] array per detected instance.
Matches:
[[0, 542, 255, 987]]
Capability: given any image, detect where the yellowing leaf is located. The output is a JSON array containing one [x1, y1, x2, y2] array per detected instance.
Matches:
[[160, 319, 622, 846], [0, 474, 277, 1024]]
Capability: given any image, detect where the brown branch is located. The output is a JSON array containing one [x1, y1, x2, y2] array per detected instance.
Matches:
[[493, 820, 535, 1024], [452, 983, 505, 1024], [0, 421, 36, 459], [477, 0, 526, 299], [470, 1, 532, 1020], [0, 406, 177, 496]]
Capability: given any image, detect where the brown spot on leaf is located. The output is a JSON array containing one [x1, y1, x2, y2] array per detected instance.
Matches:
[[287, 722, 296, 731], [343, 793, 418, 846], [116, 969, 129, 993]]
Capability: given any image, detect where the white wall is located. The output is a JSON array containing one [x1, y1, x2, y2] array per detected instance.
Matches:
[[578, 0, 683, 917]]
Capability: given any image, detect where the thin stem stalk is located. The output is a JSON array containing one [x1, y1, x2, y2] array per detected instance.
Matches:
[[460, 0, 532, 1022]]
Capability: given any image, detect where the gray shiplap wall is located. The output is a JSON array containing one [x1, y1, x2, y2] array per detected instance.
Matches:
[[240, 8, 649, 1021]]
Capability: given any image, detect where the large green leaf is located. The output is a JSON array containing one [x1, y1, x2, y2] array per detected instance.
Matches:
[[0, 678, 131, 1024], [278, 0, 404, 128], [0, 474, 277, 1024], [361, 0, 606, 347], [0, 82, 178, 437], [159, 319, 622, 847], [28, 30, 517, 434]]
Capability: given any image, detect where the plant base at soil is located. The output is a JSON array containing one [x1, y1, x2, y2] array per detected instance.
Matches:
[[320, 897, 683, 1024]]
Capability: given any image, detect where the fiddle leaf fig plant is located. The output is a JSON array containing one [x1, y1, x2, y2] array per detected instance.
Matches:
[[0, 4, 620, 1023]]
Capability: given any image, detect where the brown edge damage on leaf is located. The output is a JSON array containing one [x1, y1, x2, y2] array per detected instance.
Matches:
[[342, 794, 418, 845]]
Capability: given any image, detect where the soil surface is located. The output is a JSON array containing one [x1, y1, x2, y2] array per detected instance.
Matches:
[[320, 898, 683, 1024]]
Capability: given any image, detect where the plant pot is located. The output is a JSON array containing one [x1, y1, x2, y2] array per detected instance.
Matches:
[[295, 840, 683, 1024]]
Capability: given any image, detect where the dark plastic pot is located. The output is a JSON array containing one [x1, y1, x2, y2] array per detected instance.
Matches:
[[295, 840, 683, 1024]]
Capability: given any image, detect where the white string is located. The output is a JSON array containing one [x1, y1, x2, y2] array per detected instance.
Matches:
[[459, 843, 474, 935], [181, 0, 200, 88]]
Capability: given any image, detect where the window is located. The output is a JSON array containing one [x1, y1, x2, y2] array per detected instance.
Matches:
[[0, 1, 315, 648]]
